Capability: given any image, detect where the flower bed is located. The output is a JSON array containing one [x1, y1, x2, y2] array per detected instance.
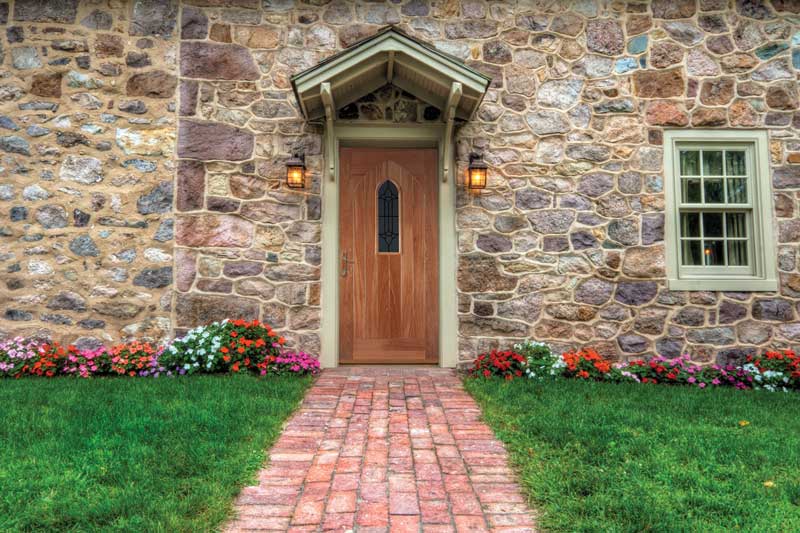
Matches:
[[469, 340, 799, 393], [0, 319, 320, 379]]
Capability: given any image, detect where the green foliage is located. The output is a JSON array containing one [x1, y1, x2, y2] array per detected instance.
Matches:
[[466, 378, 800, 532], [0, 375, 311, 532]]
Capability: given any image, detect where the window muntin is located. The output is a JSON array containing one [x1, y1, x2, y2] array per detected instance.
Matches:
[[377, 180, 399, 253], [665, 131, 777, 291]]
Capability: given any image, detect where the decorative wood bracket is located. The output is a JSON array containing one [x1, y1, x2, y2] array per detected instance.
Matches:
[[320, 82, 336, 181], [442, 82, 462, 183]]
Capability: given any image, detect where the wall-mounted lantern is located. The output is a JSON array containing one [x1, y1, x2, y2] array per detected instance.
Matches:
[[285, 153, 306, 189], [467, 153, 488, 190]]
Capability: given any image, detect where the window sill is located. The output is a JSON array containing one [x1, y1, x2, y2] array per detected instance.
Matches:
[[667, 278, 778, 292]]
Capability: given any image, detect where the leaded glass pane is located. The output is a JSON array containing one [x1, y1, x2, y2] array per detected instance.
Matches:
[[703, 150, 724, 176], [680, 151, 700, 175], [377, 180, 399, 253], [726, 151, 746, 176]]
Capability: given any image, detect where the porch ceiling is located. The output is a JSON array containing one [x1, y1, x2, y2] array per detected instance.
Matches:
[[291, 26, 491, 121]]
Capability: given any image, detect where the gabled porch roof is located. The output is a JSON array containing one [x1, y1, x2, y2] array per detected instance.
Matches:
[[291, 26, 491, 121]]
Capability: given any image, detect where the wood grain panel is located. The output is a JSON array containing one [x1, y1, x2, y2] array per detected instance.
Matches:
[[339, 148, 438, 364]]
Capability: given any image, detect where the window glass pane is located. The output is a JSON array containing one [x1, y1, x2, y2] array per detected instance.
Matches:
[[681, 240, 702, 266], [680, 212, 701, 237], [377, 180, 399, 253], [726, 212, 747, 238], [726, 151, 746, 176], [727, 241, 748, 266], [680, 151, 700, 175], [682, 178, 701, 203], [703, 240, 725, 266], [727, 178, 747, 203], [702, 212, 723, 237], [704, 179, 724, 203], [702, 151, 723, 176]]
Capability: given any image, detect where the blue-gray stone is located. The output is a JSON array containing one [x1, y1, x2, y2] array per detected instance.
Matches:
[[153, 218, 173, 242], [0, 135, 30, 155], [136, 181, 173, 214], [133, 266, 172, 288], [755, 42, 789, 60], [793, 49, 800, 70], [627, 35, 648, 55], [18, 101, 58, 111], [0, 116, 19, 131], [123, 158, 157, 172], [26, 124, 50, 137], [10, 206, 27, 221], [69, 234, 99, 256], [12, 47, 42, 69], [615, 57, 638, 74]]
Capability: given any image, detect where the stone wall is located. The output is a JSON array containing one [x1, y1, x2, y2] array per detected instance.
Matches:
[[2, 0, 800, 367], [0, 0, 178, 349]]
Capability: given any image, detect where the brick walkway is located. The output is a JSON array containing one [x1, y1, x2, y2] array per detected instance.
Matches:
[[225, 367, 537, 532]]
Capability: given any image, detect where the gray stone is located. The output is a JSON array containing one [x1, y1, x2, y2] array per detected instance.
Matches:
[[687, 327, 736, 345], [133, 267, 172, 288], [674, 306, 705, 326], [476, 233, 512, 253], [566, 144, 610, 162], [10, 206, 27, 221], [608, 219, 639, 246], [4, 309, 32, 321], [528, 209, 575, 234], [14, 0, 77, 23], [11, 46, 41, 69], [570, 231, 598, 250], [663, 21, 705, 45], [0, 116, 19, 131], [575, 278, 614, 305], [93, 302, 143, 320], [69, 234, 99, 257], [526, 109, 570, 135], [515, 188, 551, 210], [656, 337, 684, 358], [79, 318, 106, 329], [578, 173, 613, 198], [0, 135, 30, 155], [594, 99, 635, 114], [615, 281, 658, 306], [46, 291, 87, 311], [459, 315, 528, 338], [130, 0, 177, 37], [35, 205, 67, 229], [137, 181, 173, 215], [153, 219, 174, 242], [618, 333, 649, 353], [263, 263, 320, 282], [752, 298, 794, 321], [641, 214, 664, 245], [718, 300, 747, 324], [536, 79, 583, 110], [26, 125, 49, 137], [60, 155, 103, 184], [586, 19, 624, 55], [81, 9, 112, 30]]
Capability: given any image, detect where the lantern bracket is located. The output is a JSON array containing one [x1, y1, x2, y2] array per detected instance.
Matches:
[[320, 82, 336, 181], [441, 81, 462, 184]]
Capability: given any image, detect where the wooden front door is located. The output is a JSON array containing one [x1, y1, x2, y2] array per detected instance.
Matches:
[[339, 147, 439, 364]]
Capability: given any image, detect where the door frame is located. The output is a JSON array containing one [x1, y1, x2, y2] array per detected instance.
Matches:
[[320, 123, 458, 368]]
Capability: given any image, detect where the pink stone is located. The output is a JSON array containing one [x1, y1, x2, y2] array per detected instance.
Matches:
[[176, 214, 254, 248]]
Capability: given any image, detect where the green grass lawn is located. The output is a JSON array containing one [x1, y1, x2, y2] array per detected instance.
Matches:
[[0, 375, 311, 532], [466, 378, 800, 532]]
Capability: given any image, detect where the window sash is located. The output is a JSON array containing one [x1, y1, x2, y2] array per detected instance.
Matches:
[[665, 135, 774, 289]]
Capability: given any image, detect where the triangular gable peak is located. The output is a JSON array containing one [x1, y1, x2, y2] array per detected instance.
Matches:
[[291, 26, 491, 122]]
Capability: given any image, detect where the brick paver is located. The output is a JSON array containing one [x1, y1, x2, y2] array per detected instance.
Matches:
[[226, 367, 537, 532]]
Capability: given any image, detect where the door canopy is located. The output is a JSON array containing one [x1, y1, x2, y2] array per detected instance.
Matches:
[[291, 26, 491, 122]]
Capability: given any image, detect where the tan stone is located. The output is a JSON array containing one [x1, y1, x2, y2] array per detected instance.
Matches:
[[176, 215, 254, 248], [622, 247, 666, 278], [234, 26, 281, 49], [633, 69, 685, 98]]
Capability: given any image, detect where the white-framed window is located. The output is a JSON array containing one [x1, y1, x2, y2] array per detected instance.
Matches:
[[664, 130, 777, 291]]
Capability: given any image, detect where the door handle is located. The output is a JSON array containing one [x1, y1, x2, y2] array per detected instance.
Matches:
[[341, 250, 354, 277]]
